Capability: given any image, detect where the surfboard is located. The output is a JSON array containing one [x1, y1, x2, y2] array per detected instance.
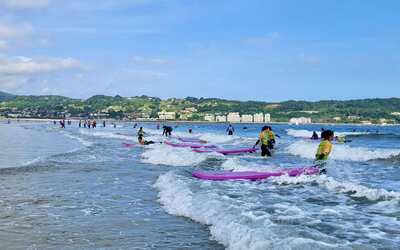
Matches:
[[192, 167, 319, 181], [192, 147, 257, 155]]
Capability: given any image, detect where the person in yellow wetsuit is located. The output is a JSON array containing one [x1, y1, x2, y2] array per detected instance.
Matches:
[[253, 126, 272, 157], [315, 130, 334, 173]]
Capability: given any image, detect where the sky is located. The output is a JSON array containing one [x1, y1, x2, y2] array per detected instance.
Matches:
[[0, 0, 399, 101]]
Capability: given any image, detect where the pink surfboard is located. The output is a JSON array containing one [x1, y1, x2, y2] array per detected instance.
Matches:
[[164, 141, 217, 149], [192, 167, 320, 181], [178, 137, 208, 144], [192, 147, 257, 155]]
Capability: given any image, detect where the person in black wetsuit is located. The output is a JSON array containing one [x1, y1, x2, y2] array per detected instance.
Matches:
[[138, 135, 155, 145], [162, 125, 173, 137], [226, 124, 235, 135], [311, 131, 319, 140]]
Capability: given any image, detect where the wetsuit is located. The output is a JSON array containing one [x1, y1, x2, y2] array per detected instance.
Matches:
[[315, 140, 333, 173], [163, 126, 173, 136], [226, 126, 235, 135], [258, 130, 272, 157], [267, 130, 276, 149], [138, 137, 155, 145], [137, 128, 145, 137]]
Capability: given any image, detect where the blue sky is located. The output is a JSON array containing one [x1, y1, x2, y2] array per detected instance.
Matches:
[[0, 0, 399, 101]]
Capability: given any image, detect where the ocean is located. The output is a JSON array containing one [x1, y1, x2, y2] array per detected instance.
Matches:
[[0, 121, 399, 249]]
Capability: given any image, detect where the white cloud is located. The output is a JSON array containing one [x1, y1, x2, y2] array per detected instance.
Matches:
[[0, 0, 50, 9], [0, 56, 83, 75], [0, 21, 32, 39], [131, 56, 170, 65]]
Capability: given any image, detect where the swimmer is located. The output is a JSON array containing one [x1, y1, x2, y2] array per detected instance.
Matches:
[[311, 131, 319, 140]]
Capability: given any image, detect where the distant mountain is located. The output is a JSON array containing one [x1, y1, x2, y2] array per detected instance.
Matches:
[[0, 91, 16, 102], [0, 91, 399, 123]]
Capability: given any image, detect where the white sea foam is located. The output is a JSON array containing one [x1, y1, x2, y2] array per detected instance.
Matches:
[[286, 140, 400, 161], [141, 144, 210, 166], [154, 172, 344, 250], [221, 158, 278, 172], [272, 174, 400, 201], [286, 129, 367, 138]]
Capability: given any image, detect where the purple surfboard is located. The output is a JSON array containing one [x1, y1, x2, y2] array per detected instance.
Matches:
[[192, 147, 257, 155], [192, 167, 320, 181], [178, 137, 208, 144]]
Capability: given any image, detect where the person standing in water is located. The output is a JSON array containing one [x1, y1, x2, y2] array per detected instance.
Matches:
[[311, 131, 319, 140], [103, 120, 106, 127], [162, 125, 173, 137], [226, 124, 235, 135], [253, 126, 272, 157], [315, 130, 334, 173]]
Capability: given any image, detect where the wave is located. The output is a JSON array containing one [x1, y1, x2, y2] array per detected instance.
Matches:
[[286, 129, 368, 138], [286, 140, 400, 162], [141, 144, 213, 166], [154, 172, 344, 250]]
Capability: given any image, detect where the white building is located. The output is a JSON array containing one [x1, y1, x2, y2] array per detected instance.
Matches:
[[241, 114, 253, 123], [158, 111, 176, 120], [227, 112, 241, 123], [204, 114, 215, 122], [265, 113, 271, 123], [253, 113, 264, 123], [289, 117, 312, 125], [216, 115, 227, 122]]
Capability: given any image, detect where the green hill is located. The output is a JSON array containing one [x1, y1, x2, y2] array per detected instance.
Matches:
[[0, 92, 399, 123]]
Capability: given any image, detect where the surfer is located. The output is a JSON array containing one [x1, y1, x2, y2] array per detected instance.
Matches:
[[188, 128, 193, 134], [138, 135, 155, 145], [311, 131, 319, 140], [315, 130, 334, 173], [163, 125, 173, 137], [103, 120, 106, 127], [226, 124, 235, 135], [253, 126, 272, 157]]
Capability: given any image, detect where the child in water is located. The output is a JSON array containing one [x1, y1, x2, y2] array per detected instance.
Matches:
[[315, 130, 334, 173]]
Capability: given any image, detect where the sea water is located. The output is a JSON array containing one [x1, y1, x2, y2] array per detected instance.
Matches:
[[0, 121, 399, 249]]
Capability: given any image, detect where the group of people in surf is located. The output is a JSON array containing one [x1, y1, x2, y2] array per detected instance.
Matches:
[[135, 122, 335, 173]]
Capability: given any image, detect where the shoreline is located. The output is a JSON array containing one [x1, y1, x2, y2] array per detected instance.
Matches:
[[1, 117, 399, 126]]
